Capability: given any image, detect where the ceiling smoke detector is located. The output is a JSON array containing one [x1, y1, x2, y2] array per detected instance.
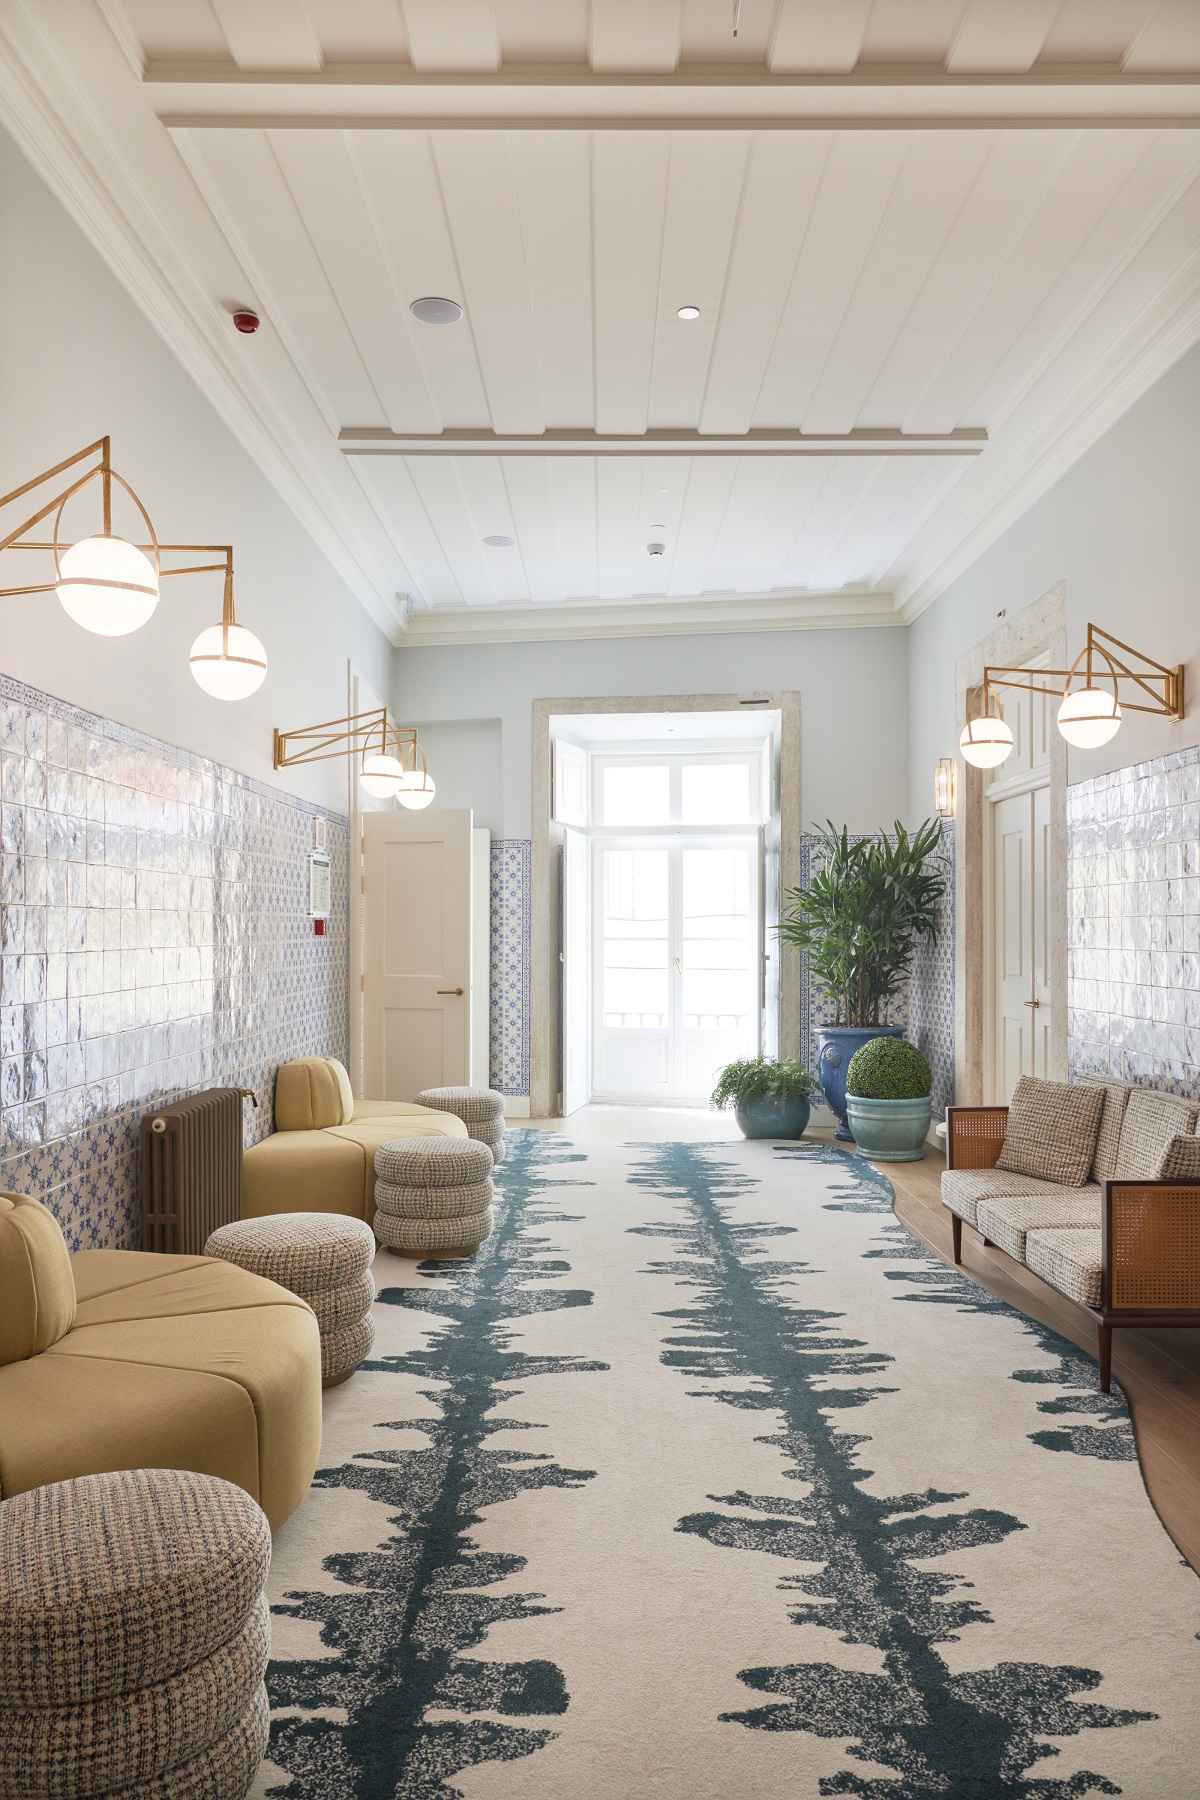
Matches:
[[232, 310, 260, 334], [410, 297, 463, 324], [482, 534, 514, 548], [647, 541, 666, 557]]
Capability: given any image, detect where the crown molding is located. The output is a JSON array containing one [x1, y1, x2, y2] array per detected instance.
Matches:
[[896, 252, 1200, 623], [401, 589, 899, 647], [0, 2, 410, 645]]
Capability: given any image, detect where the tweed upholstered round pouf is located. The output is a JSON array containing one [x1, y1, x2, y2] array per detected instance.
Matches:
[[0, 1468, 270, 1799], [373, 1136, 494, 1258], [414, 1086, 508, 1164], [205, 1213, 376, 1388]]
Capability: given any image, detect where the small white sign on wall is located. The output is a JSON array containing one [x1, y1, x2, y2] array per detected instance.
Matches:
[[308, 852, 331, 919]]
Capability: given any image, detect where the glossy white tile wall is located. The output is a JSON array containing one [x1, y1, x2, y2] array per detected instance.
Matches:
[[0, 672, 348, 1251]]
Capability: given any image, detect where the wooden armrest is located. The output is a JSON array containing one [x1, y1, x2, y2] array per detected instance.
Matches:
[[946, 1106, 1009, 1171], [1105, 1179, 1200, 1313]]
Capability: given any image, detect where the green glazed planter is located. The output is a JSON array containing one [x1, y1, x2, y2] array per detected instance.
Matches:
[[844, 1094, 932, 1162], [733, 1094, 812, 1140]]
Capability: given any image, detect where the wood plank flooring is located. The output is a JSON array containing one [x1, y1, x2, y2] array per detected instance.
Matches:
[[525, 1107, 1200, 1572]]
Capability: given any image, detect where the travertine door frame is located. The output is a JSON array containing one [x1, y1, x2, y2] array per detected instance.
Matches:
[[955, 582, 1069, 1103], [530, 692, 800, 1120]]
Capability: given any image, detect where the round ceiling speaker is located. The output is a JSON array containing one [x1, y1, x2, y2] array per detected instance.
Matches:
[[410, 297, 463, 325]]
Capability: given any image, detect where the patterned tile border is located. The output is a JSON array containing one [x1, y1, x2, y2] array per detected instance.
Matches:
[[489, 838, 531, 1097]]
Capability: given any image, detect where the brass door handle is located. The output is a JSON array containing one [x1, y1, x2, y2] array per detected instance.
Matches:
[[1023, 999, 1041, 1008], [437, 987, 465, 996]]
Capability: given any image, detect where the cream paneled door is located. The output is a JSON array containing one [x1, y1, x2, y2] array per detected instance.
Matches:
[[991, 785, 1053, 1101], [362, 809, 472, 1101]]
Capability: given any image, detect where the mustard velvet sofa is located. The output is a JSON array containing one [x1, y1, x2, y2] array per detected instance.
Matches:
[[0, 1192, 322, 1530], [243, 1057, 468, 1229]]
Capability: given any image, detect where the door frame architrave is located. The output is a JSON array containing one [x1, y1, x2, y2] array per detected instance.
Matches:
[[530, 691, 800, 1120], [955, 582, 1068, 1103]]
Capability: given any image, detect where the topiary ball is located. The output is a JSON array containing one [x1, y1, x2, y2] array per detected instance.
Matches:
[[846, 1036, 931, 1100]]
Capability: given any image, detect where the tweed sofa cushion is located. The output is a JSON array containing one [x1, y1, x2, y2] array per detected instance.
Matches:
[[414, 1086, 505, 1124], [0, 1470, 270, 1710], [321, 1314, 376, 1383], [204, 1214, 375, 1299], [375, 1207, 494, 1256], [994, 1077, 1103, 1186], [305, 1270, 375, 1335], [1025, 1227, 1103, 1309], [374, 1136, 494, 1188], [1077, 1080, 1131, 1183], [974, 1194, 1101, 1263], [373, 1177, 494, 1221], [941, 1168, 1091, 1228], [1114, 1090, 1200, 1180], [1153, 1134, 1200, 1181], [0, 1595, 268, 1799], [107, 1683, 267, 1800]]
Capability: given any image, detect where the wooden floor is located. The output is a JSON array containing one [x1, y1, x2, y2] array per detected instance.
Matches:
[[526, 1106, 1200, 1573]]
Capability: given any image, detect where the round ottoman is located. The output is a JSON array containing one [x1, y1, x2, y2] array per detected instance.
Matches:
[[205, 1213, 376, 1388], [374, 1136, 494, 1258], [0, 1468, 270, 1800], [415, 1086, 507, 1164]]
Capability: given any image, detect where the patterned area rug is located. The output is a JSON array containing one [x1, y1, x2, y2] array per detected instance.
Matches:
[[253, 1131, 1200, 1799]]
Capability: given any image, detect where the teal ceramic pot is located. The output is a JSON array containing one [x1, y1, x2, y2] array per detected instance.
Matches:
[[733, 1094, 812, 1140], [816, 1026, 905, 1141], [844, 1094, 932, 1162]]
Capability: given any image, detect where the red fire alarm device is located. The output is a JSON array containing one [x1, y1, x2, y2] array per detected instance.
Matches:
[[313, 918, 327, 937]]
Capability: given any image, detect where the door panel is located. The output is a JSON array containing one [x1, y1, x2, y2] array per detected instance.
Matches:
[[990, 784, 1052, 1101], [363, 810, 472, 1099], [562, 827, 590, 1114]]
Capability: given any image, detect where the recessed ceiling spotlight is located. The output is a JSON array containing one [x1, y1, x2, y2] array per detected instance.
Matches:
[[649, 522, 666, 531], [482, 534, 515, 548], [677, 305, 700, 320], [410, 296, 463, 325]]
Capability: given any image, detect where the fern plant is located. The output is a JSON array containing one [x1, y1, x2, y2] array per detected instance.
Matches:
[[777, 819, 947, 1028], [710, 1057, 818, 1112]]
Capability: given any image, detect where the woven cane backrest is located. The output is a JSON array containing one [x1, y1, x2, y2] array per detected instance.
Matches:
[[1107, 1183, 1200, 1312], [947, 1108, 1008, 1172]]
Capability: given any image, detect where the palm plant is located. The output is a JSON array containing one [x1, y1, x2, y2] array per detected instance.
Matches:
[[778, 819, 947, 1028]]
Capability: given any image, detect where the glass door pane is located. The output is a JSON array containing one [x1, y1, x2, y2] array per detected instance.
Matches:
[[678, 844, 758, 1095]]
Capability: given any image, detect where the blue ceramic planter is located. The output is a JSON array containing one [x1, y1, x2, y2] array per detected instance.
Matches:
[[845, 1094, 932, 1162], [734, 1094, 812, 1140], [816, 1026, 905, 1141]]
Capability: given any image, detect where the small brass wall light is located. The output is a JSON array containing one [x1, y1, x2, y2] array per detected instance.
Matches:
[[934, 757, 956, 819]]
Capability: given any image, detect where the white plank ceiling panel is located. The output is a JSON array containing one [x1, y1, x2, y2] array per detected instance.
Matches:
[[400, 0, 500, 71], [768, 0, 874, 72], [665, 460, 742, 595], [349, 456, 463, 604], [590, 0, 684, 73], [207, 0, 322, 70], [1123, 0, 1200, 70], [495, 0, 588, 65], [500, 458, 564, 603], [406, 459, 508, 601], [550, 458, 600, 599], [429, 134, 545, 435], [267, 132, 442, 434], [508, 134, 596, 429], [350, 133, 492, 430], [946, 0, 1064, 74], [593, 134, 674, 436], [729, 458, 840, 594], [303, 0, 410, 64], [595, 458, 646, 599]]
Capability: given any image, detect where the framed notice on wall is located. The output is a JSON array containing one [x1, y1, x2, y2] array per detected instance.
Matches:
[[308, 852, 331, 920]]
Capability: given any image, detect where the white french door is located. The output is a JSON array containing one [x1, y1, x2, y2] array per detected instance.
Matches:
[[591, 835, 760, 1103]]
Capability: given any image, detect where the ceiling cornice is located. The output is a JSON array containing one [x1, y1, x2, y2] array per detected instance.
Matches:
[[896, 248, 1200, 623], [401, 588, 900, 647], [0, 1, 412, 645]]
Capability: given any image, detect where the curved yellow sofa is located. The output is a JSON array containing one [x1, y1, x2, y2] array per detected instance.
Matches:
[[0, 1193, 322, 1530], [243, 1058, 468, 1228]]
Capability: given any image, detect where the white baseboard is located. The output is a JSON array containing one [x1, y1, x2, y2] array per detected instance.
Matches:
[[504, 1096, 531, 1119]]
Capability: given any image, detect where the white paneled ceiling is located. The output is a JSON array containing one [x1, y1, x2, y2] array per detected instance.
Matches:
[[2, 0, 1200, 642]]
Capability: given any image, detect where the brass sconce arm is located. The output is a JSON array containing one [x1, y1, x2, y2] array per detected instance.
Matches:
[[982, 623, 1183, 722], [273, 708, 419, 771]]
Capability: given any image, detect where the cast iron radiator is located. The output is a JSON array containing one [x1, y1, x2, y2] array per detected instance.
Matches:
[[140, 1088, 254, 1253]]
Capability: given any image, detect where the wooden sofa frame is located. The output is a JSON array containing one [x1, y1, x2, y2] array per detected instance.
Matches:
[[946, 1105, 1200, 1391]]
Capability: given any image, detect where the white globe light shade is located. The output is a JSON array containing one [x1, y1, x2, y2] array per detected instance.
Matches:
[[189, 622, 268, 701], [359, 753, 406, 798], [56, 535, 158, 635], [1057, 686, 1121, 749], [397, 770, 436, 810], [959, 714, 1014, 770]]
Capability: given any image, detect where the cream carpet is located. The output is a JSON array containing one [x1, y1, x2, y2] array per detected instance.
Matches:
[[253, 1131, 1200, 1799]]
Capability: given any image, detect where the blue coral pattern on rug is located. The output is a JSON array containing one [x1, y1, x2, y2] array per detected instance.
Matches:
[[631, 1139, 1153, 1798], [265, 1131, 606, 1797]]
